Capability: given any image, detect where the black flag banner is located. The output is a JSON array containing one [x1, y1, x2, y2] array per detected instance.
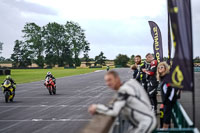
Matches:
[[165, 0, 194, 91], [148, 21, 163, 63]]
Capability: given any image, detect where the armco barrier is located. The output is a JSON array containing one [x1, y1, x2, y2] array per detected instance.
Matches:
[[0, 69, 11, 75], [80, 114, 114, 133], [89, 66, 102, 68], [0, 69, 3, 75], [172, 102, 193, 128], [4, 69, 11, 75], [115, 65, 122, 68], [81, 101, 199, 133], [194, 67, 200, 72]]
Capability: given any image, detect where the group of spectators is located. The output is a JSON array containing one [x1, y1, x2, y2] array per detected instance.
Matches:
[[131, 53, 180, 129], [88, 53, 180, 133]]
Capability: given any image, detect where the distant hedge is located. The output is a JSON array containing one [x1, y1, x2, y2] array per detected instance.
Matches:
[[89, 66, 102, 68]]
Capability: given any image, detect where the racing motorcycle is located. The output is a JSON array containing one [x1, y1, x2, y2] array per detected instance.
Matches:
[[44, 77, 56, 95], [2, 80, 15, 103]]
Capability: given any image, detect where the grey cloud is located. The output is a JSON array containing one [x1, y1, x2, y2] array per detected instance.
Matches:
[[2, 0, 57, 16], [0, 0, 199, 59]]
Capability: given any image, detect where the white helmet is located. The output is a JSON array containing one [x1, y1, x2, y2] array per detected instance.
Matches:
[[47, 72, 51, 75]]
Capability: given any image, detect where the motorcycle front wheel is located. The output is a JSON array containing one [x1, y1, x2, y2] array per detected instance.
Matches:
[[53, 88, 56, 95], [48, 87, 52, 95], [5, 91, 9, 103]]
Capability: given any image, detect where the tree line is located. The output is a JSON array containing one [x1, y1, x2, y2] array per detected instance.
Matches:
[[10, 21, 90, 68], [1, 25, 200, 68]]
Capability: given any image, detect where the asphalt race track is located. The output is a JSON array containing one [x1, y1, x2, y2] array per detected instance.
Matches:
[[0, 68, 131, 133], [0, 68, 199, 132]]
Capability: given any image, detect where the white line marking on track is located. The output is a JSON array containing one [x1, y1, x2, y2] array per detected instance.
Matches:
[[0, 105, 88, 108], [0, 119, 91, 122], [0, 95, 111, 99], [94, 70, 104, 72]]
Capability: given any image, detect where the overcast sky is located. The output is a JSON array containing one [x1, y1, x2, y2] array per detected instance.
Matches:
[[0, 0, 199, 59]]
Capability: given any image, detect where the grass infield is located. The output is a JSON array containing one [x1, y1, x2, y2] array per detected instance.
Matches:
[[0, 67, 107, 84]]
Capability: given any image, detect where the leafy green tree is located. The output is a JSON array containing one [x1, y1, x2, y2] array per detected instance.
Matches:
[[43, 22, 66, 66], [129, 54, 135, 65], [114, 54, 130, 67], [194, 56, 200, 63], [11, 40, 33, 67], [0, 56, 5, 61], [22, 23, 44, 68], [11, 40, 21, 67], [65, 21, 90, 66], [45, 51, 57, 67], [11, 21, 90, 67], [82, 45, 90, 66], [95, 51, 106, 66]]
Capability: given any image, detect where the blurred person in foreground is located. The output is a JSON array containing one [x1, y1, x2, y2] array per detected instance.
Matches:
[[157, 62, 179, 129], [88, 70, 156, 133]]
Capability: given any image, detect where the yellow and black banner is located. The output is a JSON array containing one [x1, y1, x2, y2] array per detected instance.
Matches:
[[148, 21, 163, 63], [164, 0, 194, 91]]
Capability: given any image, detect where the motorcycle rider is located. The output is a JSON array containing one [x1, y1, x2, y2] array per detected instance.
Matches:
[[3, 75, 16, 94], [106, 66, 110, 71], [88, 71, 157, 133], [142, 53, 159, 113], [45, 72, 56, 88]]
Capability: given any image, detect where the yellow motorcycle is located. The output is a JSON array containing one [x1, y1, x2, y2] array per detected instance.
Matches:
[[2, 80, 14, 103]]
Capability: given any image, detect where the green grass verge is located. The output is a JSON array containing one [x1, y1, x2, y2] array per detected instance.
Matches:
[[0, 68, 106, 84]]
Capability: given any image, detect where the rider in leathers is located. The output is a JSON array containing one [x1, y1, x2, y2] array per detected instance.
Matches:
[[45, 72, 56, 88], [3, 75, 16, 94], [88, 71, 156, 133]]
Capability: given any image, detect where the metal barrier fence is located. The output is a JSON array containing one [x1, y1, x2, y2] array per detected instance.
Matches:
[[109, 101, 199, 133], [194, 67, 200, 72]]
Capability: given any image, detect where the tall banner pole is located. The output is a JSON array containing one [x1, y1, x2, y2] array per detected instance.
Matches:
[[167, 3, 172, 66], [189, 0, 195, 126]]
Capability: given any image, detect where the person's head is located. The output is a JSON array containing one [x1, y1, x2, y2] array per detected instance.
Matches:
[[145, 53, 154, 63], [134, 55, 141, 65], [156, 62, 170, 81], [6, 75, 11, 80], [104, 70, 121, 90], [130, 64, 137, 70], [47, 71, 52, 76]]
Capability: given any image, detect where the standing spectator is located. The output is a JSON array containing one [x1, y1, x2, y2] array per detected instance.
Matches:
[[157, 62, 178, 129], [133, 55, 148, 91], [88, 71, 157, 133], [142, 53, 158, 113]]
